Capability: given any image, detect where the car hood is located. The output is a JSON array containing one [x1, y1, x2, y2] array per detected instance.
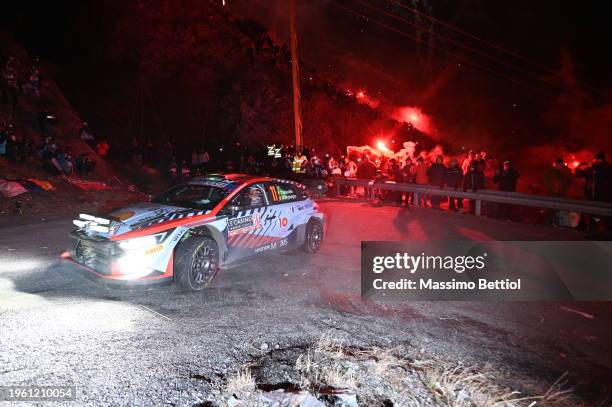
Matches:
[[74, 202, 214, 240], [108, 202, 186, 231]]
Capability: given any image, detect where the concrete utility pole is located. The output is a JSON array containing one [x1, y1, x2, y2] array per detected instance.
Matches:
[[290, 0, 303, 152]]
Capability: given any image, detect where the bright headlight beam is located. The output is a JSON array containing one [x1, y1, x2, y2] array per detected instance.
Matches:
[[118, 233, 166, 251]]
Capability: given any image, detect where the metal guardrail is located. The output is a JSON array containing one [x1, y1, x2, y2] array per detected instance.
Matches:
[[329, 177, 612, 217]]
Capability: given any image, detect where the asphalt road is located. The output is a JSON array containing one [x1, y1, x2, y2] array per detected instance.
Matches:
[[0, 199, 610, 406]]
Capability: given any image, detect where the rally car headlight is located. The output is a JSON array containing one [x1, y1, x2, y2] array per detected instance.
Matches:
[[118, 232, 168, 251]]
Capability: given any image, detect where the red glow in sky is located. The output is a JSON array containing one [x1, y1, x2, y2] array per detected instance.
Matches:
[[393, 106, 432, 134], [352, 88, 380, 108]]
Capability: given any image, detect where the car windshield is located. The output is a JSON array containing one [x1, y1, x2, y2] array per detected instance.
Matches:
[[152, 184, 229, 210]]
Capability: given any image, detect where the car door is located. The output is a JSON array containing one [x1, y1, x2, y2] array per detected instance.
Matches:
[[223, 183, 270, 264], [261, 181, 303, 249]]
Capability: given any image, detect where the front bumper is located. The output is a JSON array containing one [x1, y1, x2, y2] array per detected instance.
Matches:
[[67, 230, 173, 287], [62, 257, 173, 288]]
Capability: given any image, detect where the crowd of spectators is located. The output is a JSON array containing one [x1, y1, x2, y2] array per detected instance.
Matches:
[[2, 49, 610, 230], [0, 54, 106, 177]]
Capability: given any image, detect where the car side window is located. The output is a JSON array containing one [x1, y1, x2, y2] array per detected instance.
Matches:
[[230, 183, 268, 211], [266, 182, 302, 204]]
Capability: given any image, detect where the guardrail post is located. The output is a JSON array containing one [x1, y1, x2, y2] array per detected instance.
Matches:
[[414, 192, 419, 207], [370, 184, 376, 200], [336, 180, 341, 196], [475, 199, 482, 216]]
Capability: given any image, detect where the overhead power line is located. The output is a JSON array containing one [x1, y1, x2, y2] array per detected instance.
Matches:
[[324, 0, 535, 89], [353, 0, 560, 88], [383, 0, 603, 95], [385, 0, 558, 75]]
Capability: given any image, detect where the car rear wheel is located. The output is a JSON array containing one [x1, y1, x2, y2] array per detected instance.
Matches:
[[302, 219, 324, 253], [175, 236, 219, 291]]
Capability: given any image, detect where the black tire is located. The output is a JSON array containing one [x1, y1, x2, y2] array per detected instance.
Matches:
[[174, 236, 219, 291], [302, 219, 324, 253]]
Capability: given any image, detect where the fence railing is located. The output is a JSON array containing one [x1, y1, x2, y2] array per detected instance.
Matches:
[[329, 177, 612, 217]]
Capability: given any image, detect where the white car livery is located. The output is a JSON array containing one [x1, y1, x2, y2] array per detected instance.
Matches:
[[66, 174, 325, 291]]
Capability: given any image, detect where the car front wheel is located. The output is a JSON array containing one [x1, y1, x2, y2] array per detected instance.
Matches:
[[302, 219, 324, 253], [174, 236, 219, 291]]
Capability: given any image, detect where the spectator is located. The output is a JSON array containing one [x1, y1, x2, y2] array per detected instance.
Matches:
[[307, 157, 327, 179], [411, 157, 429, 207], [402, 159, 414, 182], [387, 158, 402, 183], [76, 153, 96, 175], [340, 157, 357, 196], [180, 160, 191, 180], [542, 157, 574, 226], [492, 160, 519, 220], [483, 156, 498, 188], [387, 158, 403, 203], [40, 140, 62, 174], [576, 151, 611, 202], [444, 158, 463, 211], [201, 149, 211, 171], [342, 157, 357, 177], [192, 147, 211, 173], [57, 148, 75, 173], [493, 160, 520, 192], [427, 155, 446, 208], [356, 155, 377, 180], [463, 161, 485, 214], [3, 125, 19, 162], [356, 155, 377, 198], [22, 66, 41, 101], [411, 157, 429, 185], [473, 152, 485, 169], [328, 156, 341, 176], [461, 150, 475, 175], [543, 157, 573, 198], [79, 122, 95, 145], [292, 150, 307, 173], [576, 151, 612, 233], [401, 158, 415, 206]]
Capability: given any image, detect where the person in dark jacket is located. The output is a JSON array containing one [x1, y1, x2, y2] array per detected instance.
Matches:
[[387, 158, 403, 203], [576, 151, 611, 202], [576, 151, 612, 233], [427, 155, 446, 208], [356, 155, 377, 180], [463, 161, 485, 214], [492, 161, 520, 192], [356, 155, 377, 198], [492, 161, 519, 220], [444, 158, 463, 211]]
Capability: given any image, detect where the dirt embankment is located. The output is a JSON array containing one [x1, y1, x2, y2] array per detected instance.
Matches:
[[1, 33, 142, 224]]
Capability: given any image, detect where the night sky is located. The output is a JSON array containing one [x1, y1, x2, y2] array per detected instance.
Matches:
[[4, 1, 611, 91], [2, 0, 611, 152]]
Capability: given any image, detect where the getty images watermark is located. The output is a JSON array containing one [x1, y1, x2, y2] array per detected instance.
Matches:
[[361, 241, 612, 301], [371, 251, 521, 291]]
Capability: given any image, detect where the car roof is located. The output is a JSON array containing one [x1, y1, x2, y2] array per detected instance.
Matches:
[[187, 173, 304, 190], [187, 173, 268, 190]]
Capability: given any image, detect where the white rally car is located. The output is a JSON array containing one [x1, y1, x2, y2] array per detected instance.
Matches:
[[66, 174, 325, 290]]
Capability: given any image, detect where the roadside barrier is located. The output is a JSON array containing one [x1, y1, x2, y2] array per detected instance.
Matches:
[[329, 177, 612, 217]]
